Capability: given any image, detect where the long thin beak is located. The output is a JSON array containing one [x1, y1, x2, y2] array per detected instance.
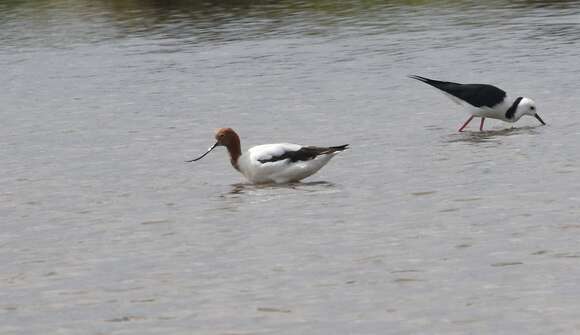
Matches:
[[534, 113, 546, 125], [185, 142, 218, 162]]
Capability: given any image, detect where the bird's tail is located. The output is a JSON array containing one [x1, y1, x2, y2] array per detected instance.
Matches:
[[409, 75, 451, 87], [299, 145, 349, 159], [408, 75, 431, 83], [326, 144, 349, 153], [408, 75, 458, 88], [309, 144, 349, 156]]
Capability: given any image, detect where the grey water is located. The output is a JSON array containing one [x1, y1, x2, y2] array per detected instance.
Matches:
[[2, 0, 580, 334]]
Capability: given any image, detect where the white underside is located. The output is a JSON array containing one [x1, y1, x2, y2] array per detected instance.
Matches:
[[237, 143, 339, 184]]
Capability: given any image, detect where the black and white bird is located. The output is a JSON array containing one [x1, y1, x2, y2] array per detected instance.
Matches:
[[409, 75, 546, 131], [187, 128, 348, 184]]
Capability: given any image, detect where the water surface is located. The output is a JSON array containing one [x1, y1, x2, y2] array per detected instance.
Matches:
[[2, 0, 580, 334]]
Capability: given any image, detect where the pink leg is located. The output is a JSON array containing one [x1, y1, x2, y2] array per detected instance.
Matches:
[[479, 117, 485, 131], [458, 116, 474, 132]]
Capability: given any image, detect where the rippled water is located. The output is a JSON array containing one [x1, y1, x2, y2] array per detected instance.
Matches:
[[2, 0, 580, 333]]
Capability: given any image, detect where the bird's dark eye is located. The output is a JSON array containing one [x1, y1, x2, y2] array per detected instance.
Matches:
[[531, 106, 535, 110]]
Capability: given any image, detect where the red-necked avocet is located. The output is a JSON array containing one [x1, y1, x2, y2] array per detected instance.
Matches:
[[409, 75, 546, 132], [187, 128, 348, 184]]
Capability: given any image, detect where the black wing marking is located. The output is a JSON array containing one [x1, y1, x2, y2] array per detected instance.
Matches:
[[258, 145, 349, 164], [505, 97, 523, 119], [409, 75, 507, 108]]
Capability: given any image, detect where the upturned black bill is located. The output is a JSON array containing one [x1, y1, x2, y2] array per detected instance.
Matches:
[[186, 142, 218, 162]]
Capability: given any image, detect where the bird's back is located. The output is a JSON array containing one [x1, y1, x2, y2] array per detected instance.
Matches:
[[410, 75, 507, 108]]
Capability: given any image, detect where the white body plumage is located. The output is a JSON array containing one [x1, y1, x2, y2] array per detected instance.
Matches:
[[238, 143, 338, 184]]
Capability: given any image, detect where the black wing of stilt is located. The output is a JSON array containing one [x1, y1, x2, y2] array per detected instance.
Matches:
[[409, 75, 507, 108]]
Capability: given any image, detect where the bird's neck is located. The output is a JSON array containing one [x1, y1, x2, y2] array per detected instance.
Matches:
[[505, 96, 523, 120], [226, 137, 241, 171]]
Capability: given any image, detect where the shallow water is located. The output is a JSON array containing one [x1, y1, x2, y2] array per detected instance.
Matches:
[[2, 0, 580, 334]]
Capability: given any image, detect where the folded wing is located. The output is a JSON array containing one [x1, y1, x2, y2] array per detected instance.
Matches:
[[409, 75, 506, 108], [252, 144, 349, 164]]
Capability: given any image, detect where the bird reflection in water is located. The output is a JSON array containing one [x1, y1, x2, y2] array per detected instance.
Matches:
[[227, 181, 336, 195]]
